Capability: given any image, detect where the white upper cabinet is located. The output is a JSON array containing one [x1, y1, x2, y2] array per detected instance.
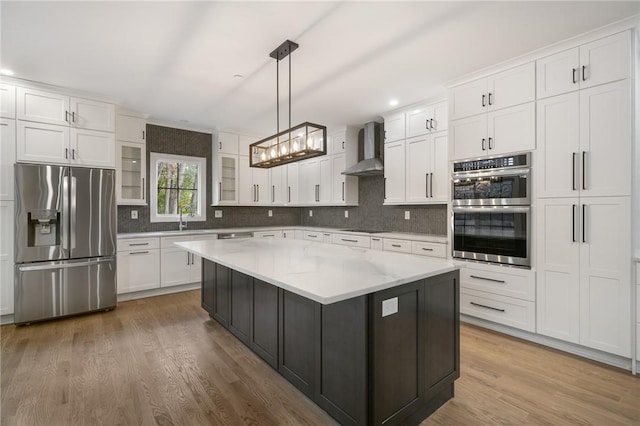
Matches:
[[270, 166, 287, 205], [217, 132, 239, 155], [405, 133, 448, 203], [537, 31, 631, 99], [0, 84, 16, 119], [383, 112, 405, 143], [286, 163, 299, 205], [16, 120, 70, 165], [405, 101, 448, 138], [17, 87, 69, 126], [449, 78, 487, 120], [70, 97, 115, 132], [70, 128, 116, 168], [238, 155, 270, 205], [487, 62, 536, 111], [238, 134, 259, 157], [0, 119, 16, 200], [383, 140, 405, 203], [116, 114, 146, 143]]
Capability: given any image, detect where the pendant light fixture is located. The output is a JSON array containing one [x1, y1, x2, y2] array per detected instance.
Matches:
[[250, 40, 326, 168]]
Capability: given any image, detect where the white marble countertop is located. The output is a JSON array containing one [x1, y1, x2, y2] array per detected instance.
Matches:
[[118, 226, 448, 244], [175, 238, 457, 305]]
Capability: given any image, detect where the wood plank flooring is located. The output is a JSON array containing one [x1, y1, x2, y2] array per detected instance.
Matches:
[[2, 290, 639, 425]]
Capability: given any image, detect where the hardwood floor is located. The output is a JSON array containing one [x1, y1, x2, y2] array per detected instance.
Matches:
[[1, 290, 639, 425]]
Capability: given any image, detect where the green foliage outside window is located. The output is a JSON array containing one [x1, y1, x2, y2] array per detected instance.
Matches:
[[156, 160, 199, 215]]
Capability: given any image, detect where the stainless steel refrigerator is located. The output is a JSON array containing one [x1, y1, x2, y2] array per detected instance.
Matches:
[[14, 163, 117, 324]]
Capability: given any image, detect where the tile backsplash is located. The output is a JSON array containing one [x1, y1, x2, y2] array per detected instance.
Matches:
[[118, 125, 447, 236]]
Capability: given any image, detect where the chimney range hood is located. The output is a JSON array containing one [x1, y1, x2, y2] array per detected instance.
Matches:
[[342, 121, 384, 176]]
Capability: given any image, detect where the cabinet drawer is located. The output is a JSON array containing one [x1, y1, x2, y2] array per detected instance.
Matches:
[[411, 241, 446, 259], [461, 289, 535, 332], [460, 266, 535, 301], [331, 233, 370, 248], [254, 230, 283, 238], [383, 238, 411, 254], [117, 237, 160, 251], [117, 249, 160, 294], [161, 234, 215, 249], [370, 237, 383, 251], [303, 231, 323, 242]]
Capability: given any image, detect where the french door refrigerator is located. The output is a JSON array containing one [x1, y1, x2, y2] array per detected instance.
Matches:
[[14, 163, 117, 324]]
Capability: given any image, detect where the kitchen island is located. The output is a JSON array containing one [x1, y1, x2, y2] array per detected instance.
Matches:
[[176, 238, 460, 426]]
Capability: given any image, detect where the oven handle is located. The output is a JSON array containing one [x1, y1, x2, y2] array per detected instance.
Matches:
[[452, 167, 531, 181], [452, 206, 531, 213]]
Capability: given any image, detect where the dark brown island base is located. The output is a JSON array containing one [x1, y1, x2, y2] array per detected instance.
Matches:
[[201, 259, 460, 425]]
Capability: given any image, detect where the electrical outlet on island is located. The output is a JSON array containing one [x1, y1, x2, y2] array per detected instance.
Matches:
[[404, 211, 410, 220]]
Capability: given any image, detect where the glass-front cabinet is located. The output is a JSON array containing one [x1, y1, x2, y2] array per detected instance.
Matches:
[[116, 141, 146, 205], [213, 154, 238, 205]]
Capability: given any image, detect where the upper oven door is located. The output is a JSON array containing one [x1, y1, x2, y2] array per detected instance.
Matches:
[[452, 168, 531, 206]]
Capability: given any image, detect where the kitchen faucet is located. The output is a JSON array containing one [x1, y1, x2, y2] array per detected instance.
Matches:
[[179, 206, 192, 231]]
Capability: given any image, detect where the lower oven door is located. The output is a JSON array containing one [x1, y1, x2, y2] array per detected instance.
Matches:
[[452, 206, 530, 268]]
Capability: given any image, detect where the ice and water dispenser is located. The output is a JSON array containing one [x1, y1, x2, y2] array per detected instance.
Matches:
[[26, 209, 61, 248]]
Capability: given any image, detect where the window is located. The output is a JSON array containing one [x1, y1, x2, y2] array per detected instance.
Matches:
[[150, 153, 206, 223]]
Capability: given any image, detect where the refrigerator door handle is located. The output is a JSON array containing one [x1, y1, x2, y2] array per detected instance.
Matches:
[[17, 257, 115, 272], [70, 176, 77, 250], [62, 175, 70, 250]]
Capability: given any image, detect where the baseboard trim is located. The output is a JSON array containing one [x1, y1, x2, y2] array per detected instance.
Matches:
[[461, 314, 633, 372]]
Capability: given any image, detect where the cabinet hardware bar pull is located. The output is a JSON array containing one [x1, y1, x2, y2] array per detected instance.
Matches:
[[469, 275, 506, 284], [129, 242, 149, 246], [272, 185, 275, 203], [288, 186, 291, 203], [426, 174, 429, 198], [431, 118, 435, 129], [307, 234, 317, 238], [421, 248, 434, 251], [142, 178, 145, 200], [65, 148, 69, 159], [572, 204, 577, 242], [72, 149, 76, 159], [142, 130, 145, 140], [582, 204, 587, 243], [187, 252, 190, 265], [262, 234, 274, 237], [488, 137, 493, 150], [372, 238, 380, 241], [342, 141, 344, 150], [470, 301, 505, 312], [342, 182, 345, 201], [391, 244, 401, 248], [582, 151, 587, 190], [129, 251, 149, 255], [65, 111, 69, 122], [488, 92, 492, 106], [219, 182, 222, 202], [482, 94, 486, 107], [430, 172, 433, 197], [384, 178, 386, 199], [572, 153, 577, 190], [582, 65, 587, 81], [72, 112, 75, 123], [481, 138, 486, 151], [219, 141, 222, 150], [572, 68, 577, 84], [426, 119, 429, 130], [257, 185, 260, 202], [341, 239, 358, 243]]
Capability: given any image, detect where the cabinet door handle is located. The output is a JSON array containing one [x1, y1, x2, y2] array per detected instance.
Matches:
[[187, 252, 190, 265], [341, 238, 358, 243], [582, 65, 587, 81], [257, 185, 260, 202], [65, 148, 69, 159], [129, 250, 149, 255], [72, 149, 76, 159], [65, 111, 69, 123], [430, 172, 433, 197], [129, 242, 149, 246], [572, 153, 577, 191], [481, 138, 486, 151], [421, 247, 434, 251], [288, 186, 291, 203], [72, 111, 76, 123], [425, 174, 429, 198], [572, 204, 577, 242], [430, 118, 435, 130], [342, 182, 345, 201], [572, 68, 577, 84], [488, 137, 493, 150], [488, 92, 492, 106], [342, 141, 344, 150], [272, 185, 275, 203], [482, 94, 486, 107], [470, 301, 505, 312], [142, 130, 145, 140], [307, 234, 317, 238], [219, 141, 222, 150], [142, 178, 145, 200], [582, 151, 587, 190], [372, 238, 381, 241], [469, 275, 506, 284], [582, 204, 587, 243], [426, 119, 429, 130], [384, 178, 386, 199], [219, 182, 222, 202]]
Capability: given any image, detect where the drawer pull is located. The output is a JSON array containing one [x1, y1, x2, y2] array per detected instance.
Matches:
[[469, 275, 506, 284], [307, 234, 318, 238], [129, 251, 149, 255], [391, 244, 402, 248], [128, 242, 149, 246], [372, 238, 381, 241], [421, 248, 434, 251], [261, 234, 275, 237], [470, 301, 505, 312], [341, 238, 358, 243]]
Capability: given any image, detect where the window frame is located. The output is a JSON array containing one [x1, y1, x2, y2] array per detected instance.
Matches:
[[149, 152, 207, 223]]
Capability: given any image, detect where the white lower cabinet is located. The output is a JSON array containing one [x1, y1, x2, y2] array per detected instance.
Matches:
[[282, 229, 295, 239], [411, 241, 447, 259], [160, 235, 214, 288], [302, 230, 324, 242], [537, 197, 631, 357], [460, 262, 536, 332], [254, 230, 283, 238], [331, 233, 370, 248], [370, 237, 383, 251], [116, 237, 160, 294], [0, 201, 14, 316], [382, 238, 411, 254], [383, 141, 405, 203]]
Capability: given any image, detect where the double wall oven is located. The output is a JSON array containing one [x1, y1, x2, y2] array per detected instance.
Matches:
[[452, 153, 531, 268]]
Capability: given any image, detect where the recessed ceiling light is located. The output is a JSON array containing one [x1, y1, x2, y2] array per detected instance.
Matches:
[[0, 69, 15, 76], [389, 99, 398, 107]]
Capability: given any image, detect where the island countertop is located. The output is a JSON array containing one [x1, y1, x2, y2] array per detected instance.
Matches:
[[175, 238, 457, 304]]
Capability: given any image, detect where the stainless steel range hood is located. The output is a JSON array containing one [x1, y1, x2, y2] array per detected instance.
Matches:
[[342, 121, 384, 176]]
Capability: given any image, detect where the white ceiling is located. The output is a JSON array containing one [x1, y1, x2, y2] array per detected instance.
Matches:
[[2, 1, 638, 135]]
